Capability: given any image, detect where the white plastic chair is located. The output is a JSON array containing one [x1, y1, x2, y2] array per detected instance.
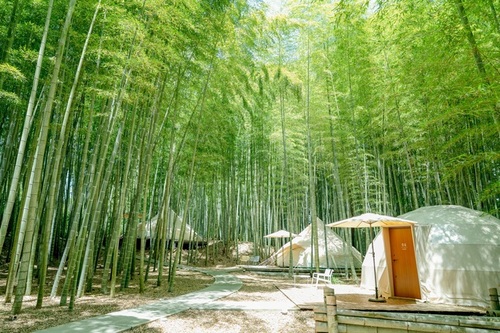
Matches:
[[312, 268, 333, 287]]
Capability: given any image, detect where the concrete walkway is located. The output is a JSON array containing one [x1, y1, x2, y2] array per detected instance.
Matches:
[[36, 268, 243, 333]]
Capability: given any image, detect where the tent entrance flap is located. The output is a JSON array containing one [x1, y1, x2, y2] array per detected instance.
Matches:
[[388, 227, 421, 299]]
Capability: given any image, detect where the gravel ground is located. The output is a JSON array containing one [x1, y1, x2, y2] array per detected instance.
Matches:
[[131, 308, 314, 333], [129, 271, 316, 333]]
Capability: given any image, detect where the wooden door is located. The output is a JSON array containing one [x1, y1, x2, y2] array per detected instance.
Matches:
[[389, 227, 421, 299]]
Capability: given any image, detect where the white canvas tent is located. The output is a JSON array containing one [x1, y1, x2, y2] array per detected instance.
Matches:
[[360, 205, 500, 307], [137, 210, 202, 243], [272, 218, 363, 268]]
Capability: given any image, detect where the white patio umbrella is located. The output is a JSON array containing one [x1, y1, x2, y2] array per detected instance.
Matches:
[[326, 213, 417, 302], [264, 230, 298, 238]]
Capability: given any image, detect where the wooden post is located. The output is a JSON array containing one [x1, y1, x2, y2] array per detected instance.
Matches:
[[314, 307, 328, 333], [490, 288, 500, 310], [324, 286, 338, 333]]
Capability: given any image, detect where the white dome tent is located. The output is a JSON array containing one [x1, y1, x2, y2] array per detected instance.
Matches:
[[271, 218, 363, 269], [360, 205, 500, 307]]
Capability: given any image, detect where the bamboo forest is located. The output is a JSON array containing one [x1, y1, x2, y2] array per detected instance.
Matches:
[[0, 0, 499, 317]]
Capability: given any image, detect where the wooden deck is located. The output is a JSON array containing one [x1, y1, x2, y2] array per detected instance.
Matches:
[[239, 265, 360, 277], [278, 283, 487, 315]]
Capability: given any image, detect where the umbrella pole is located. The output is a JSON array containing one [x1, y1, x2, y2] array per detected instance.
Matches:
[[369, 224, 386, 302], [288, 231, 293, 278]]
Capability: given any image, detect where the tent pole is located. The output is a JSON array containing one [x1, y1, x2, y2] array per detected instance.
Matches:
[[369, 224, 386, 302]]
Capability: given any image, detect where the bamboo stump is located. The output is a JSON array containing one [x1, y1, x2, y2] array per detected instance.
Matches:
[[490, 288, 500, 310], [487, 287, 500, 316]]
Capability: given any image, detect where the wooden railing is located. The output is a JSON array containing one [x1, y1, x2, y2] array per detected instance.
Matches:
[[315, 286, 500, 333]]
